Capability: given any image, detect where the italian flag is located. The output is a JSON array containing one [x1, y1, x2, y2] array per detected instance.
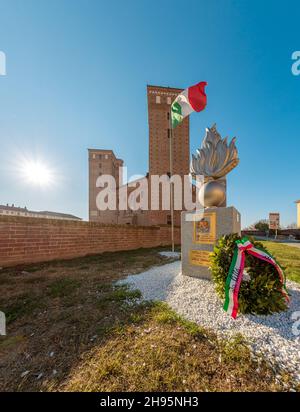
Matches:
[[171, 81, 207, 128]]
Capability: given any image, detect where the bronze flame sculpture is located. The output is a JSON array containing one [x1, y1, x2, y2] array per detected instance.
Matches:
[[190, 124, 239, 207]]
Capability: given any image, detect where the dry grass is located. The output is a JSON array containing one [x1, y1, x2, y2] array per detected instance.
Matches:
[[0, 246, 296, 392], [61, 303, 286, 392], [0, 247, 175, 391]]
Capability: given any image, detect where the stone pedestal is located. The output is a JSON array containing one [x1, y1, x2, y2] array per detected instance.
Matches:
[[181, 206, 241, 279]]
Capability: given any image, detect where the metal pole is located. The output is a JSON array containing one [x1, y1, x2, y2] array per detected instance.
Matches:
[[168, 108, 175, 252]]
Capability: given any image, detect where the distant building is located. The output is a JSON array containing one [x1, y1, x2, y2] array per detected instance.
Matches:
[[0, 204, 81, 221], [295, 200, 300, 228], [88, 149, 123, 223], [88, 85, 191, 226]]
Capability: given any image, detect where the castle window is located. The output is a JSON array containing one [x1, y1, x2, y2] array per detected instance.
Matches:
[[167, 97, 172, 104], [156, 95, 161, 104]]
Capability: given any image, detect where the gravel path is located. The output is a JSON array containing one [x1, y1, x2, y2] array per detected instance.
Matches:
[[120, 261, 300, 384]]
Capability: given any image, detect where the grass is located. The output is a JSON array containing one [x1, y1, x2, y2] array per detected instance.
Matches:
[[260, 241, 300, 284], [62, 303, 286, 392], [102, 284, 142, 303], [0, 244, 298, 392], [48, 278, 82, 298], [0, 335, 26, 350], [5, 294, 45, 324], [0, 246, 179, 391]]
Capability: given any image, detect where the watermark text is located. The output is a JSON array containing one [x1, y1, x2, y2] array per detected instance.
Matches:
[[0, 311, 6, 335], [291, 51, 300, 75], [0, 51, 6, 76]]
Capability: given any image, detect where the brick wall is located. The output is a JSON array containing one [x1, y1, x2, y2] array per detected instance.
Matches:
[[0, 216, 181, 267], [241, 230, 267, 237], [242, 229, 300, 240], [278, 229, 300, 240]]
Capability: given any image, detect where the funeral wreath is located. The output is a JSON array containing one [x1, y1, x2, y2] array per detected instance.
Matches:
[[210, 234, 289, 317]]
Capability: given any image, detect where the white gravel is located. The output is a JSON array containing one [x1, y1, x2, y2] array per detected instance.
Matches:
[[119, 261, 300, 384], [158, 251, 181, 259]]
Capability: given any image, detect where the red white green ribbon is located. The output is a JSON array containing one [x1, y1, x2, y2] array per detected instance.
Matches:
[[224, 237, 290, 319]]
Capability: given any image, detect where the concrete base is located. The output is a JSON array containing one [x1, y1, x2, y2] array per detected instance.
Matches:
[[181, 206, 241, 279]]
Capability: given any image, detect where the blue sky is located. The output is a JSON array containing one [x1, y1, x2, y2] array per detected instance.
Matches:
[[0, 0, 299, 227]]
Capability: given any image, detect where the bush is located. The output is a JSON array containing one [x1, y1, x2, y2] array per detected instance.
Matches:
[[254, 220, 269, 232], [211, 234, 288, 316]]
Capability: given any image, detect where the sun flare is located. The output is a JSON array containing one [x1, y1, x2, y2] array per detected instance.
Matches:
[[21, 159, 54, 186]]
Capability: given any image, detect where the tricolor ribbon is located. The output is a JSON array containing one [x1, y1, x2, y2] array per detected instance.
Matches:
[[224, 237, 289, 319]]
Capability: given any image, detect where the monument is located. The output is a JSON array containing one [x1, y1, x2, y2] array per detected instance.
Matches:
[[181, 124, 241, 279]]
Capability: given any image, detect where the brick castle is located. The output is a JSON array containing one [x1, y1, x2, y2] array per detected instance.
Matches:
[[88, 85, 190, 226]]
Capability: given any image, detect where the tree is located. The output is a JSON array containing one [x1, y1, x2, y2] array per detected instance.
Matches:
[[254, 219, 269, 232]]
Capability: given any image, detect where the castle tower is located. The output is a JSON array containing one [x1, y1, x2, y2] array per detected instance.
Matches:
[[88, 149, 123, 223], [147, 85, 190, 177], [147, 85, 190, 225]]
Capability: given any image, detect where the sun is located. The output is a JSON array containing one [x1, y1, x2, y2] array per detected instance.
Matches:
[[21, 159, 54, 186]]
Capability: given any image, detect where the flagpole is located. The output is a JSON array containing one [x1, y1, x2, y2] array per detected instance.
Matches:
[[169, 106, 175, 253]]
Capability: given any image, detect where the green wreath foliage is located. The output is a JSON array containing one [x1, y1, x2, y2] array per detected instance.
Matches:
[[210, 234, 288, 315]]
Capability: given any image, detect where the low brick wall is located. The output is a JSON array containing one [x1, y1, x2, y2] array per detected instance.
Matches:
[[0, 216, 181, 267], [279, 229, 300, 240], [242, 229, 300, 240], [241, 230, 267, 237]]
